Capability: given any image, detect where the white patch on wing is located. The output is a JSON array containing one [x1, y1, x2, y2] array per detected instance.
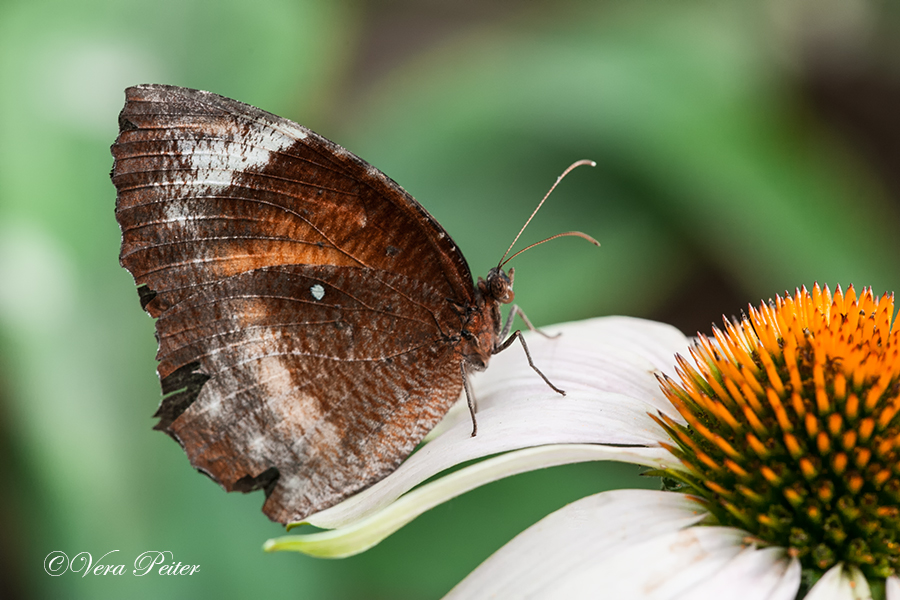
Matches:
[[271, 122, 308, 142], [248, 433, 269, 454], [162, 199, 193, 224], [259, 357, 296, 400], [296, 418, 341, 460], [310, 284, 325, 301], [278, 474, 305, 496], [204, 395, 224, 418], [278, 389, 323, 432], [176, 121, 303, 194]]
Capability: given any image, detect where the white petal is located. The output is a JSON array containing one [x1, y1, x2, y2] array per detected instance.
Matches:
[[471, 316, 690, 421], [886, 576, 900, 600], [445, 489, 707, 599], [760, 552, 804, 600], [806, 564, 872, 600], [450, 495, 799, 600], [690, 546, 801, 600], [265, 445, 679, 557], [553, 526, 748, 599], [541, 316, 692, 374], [305, 390, 677, 529]]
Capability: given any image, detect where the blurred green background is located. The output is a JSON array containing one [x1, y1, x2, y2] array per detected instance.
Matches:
[[3, 0, 900, 597]]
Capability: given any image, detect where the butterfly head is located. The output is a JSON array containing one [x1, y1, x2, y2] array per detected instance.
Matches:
[[482, 267, 515, 305], [463, 267, 515, 370]]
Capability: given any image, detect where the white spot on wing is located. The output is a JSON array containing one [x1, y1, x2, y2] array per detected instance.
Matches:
[[310, 284, 325, 301]]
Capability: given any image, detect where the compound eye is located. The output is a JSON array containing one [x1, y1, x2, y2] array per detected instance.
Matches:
[[491, 275, 514, 304]]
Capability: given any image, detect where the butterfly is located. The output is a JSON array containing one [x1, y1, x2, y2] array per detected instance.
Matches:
[[111, 85, 595, 524]]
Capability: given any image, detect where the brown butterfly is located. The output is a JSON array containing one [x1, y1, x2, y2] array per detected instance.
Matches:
[[111, 85, 595, 524]]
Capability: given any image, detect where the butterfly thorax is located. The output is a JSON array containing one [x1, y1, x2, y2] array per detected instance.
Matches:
[[461, 267, 514, 370]]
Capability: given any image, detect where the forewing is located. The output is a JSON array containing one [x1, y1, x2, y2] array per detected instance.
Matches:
[[112, 84, 473, 317], [111, 85, 470, 522]]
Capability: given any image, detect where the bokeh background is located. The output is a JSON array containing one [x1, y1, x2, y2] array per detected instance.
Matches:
[[2, 0, 900, 598]]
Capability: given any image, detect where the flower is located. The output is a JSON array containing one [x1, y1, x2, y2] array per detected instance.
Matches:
[[269, 284, 900, 599], [656, 284, 900, 589]]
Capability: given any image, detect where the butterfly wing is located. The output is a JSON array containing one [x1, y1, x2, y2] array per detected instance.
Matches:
[[112, 85, 474, 523]]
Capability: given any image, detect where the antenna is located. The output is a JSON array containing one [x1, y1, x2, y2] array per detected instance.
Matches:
[[497, 159, 599, 268], [500, 231, 599, 268]]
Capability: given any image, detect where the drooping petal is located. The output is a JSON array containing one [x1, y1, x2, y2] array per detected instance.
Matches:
[[805, 564, 872, 600], [688, 546, 801, 600], [471, 316, 691, 420], [553, 527, 747, 598], [561, 528, 794, 600], [542, 522, 799, 599], [264, 444, 678, 558], [545, 316, 691, 375], [444, 489, 713, 599], [302, 390, 675, 531], [886, 576, 900, 600], [300, 317, 690, 530]]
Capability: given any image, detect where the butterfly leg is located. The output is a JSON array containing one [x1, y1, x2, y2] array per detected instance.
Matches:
[[460, 361, 478, 437], [500, 305, 562, 340], [495, 330, 566, 396]]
